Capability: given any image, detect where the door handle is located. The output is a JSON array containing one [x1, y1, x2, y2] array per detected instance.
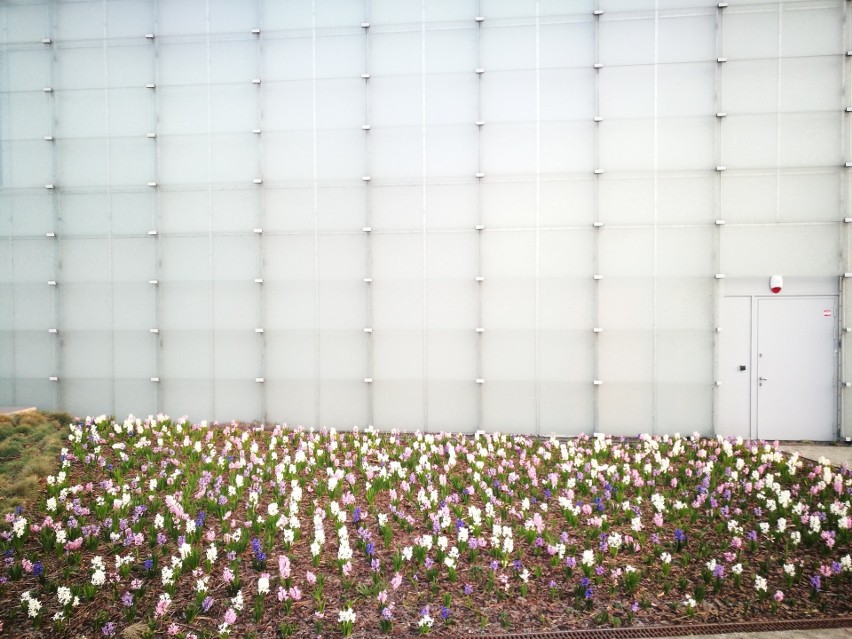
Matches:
[[759, 377, 768, 382]]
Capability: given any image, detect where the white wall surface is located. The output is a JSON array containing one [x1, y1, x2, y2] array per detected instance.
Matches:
[[0, 0, 849, 436]]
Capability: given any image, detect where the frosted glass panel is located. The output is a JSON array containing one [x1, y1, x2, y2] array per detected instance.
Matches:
[[425, 184, 477, 229], [265, 283, 316, 330], [111, 137, 155, 186], [157, 0, 209, 37], [316, 0, 365, 28], [6, 93, 50, 140], [318, 282, 366, 330], [657, 228, 714, 277], [314, 35, 364, 80], [599, 67, 655, 119], [371, 32, 422, 76], [209, 0, 259, 33], [56, 48, 105, 91], [320, 332, 367, 379], [426, 281, 477, 329], [599, 120, 655, 171], [657, 14, 716, 63], [656, 384, 713, 436], [160, 284, 212, 330], [779, 113, 841, 169], [6, 141, 52, 188], [318, 235, 365, 280], [264, 188, 315, 232], [721, 174, 777, 223], [108, 88, 154, 136], [263, 132, 314, 182], [373, 381, 424, 431], [106, 1, 154, 39], [112, 239, 154, 281], [61, 284, 111, 331], [317, 130, 364, 180], [481, 124, 536, 175], [14, 285, 53, 331], [426, 126, 477, 178], [600, 17, 654, 66], [482, 71, 537, 122], [371, 185, 422, 231], [64, 331, 111, 378], [426, 29, 477, 74], [599, 177, 654, 225], [540, 21, 595, 69], [370, 0, 423, 26], [723, 9, 778, 59], [371, 128, 422, 180], [722, 61, 778, 114], [427, 381, 477, 433], [657, 176, 714, 225], [2, 5, 49, 44], [657, 63, 715, 117], [114, 380, 156, 419], [13, 240, 53, 282], [58, 140, 109, 187], [161, 237, 211, 281], [597, 382, 654, 437], [541, 122, 595, 174], [481, 26, 536, 71], [722, 225, 840, 277], [56, 2, 105, 41], [211, 134, 259, 183], [371, 76, 422, 127], [601, 229, 654, 277], [113, 285, 155, 331], [426, 0, 478, 23], [374, 331, 423, 378], [7, 193, 53, 237], [656, 279, 714, 330], [319, 382, 368, 429], [162, 330, 212, 378], [656, 331, 713, 384], [159, 136, 210, 184], [482, 382, 536, 434], [482, 231, 536, 278], [158, 43, 208, 86], [212, 285, 258, 330], [658, 118, 715, 172], [213, 333, 257, 378], [210, 40, 257, 84], [426, 75, 478, 125], [778, 171, 840, 223], [539, 279, 595, 330], [317, 187, 366, 230], [373, 283, 423, 329], [158, 86, 210, 135], [540, 382, 594, 436], [266, 381, 317, 428], [316, 79, 364, 129], [266, 332, 315, 380], [212, 189, 260, 233], [780, 7, 842, 58], [427, 331, 476, 379], [160, 191, 210, 234], [721, 115, 778, 169], [212, 85, 258, 133], [540, 331, 593, 382], [599, 279, 654, 330], [63, 380, 112, 419], [15, 332, 55, 378], [162, 380, 213, 422], [780, 58, 841, 113], [540, 69, 595, 121], [62, 240, 110, 283], [539, 229, 594, 277], [541, 179, 595, 226], [599, 331, 653, 383], [6, 50, 50, 92], [482, 280, 536, 329], [264, 236, 316, 281]]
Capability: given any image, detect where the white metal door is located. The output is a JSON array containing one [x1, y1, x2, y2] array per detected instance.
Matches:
[[756, 297, 837, 441], [718, 297, 752, 437]]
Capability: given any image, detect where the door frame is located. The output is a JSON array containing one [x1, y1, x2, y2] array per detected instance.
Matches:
[[717, 292, 840, 441]]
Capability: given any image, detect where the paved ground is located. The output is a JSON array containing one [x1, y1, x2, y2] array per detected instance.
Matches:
[[779, 443, 852, 468], [670, 630, 852, 639]]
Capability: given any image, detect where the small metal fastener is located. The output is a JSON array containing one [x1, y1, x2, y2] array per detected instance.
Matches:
[[44, 135, 54, 141], [255, 377, 265, 383], [252, 78, 262, 84], [363, 327, 373, 333], [253, 228, 263, 234], [363, 277, 373, 283], [715, 220, 726, 225], [715, 273, 726, 279], [149, 280, 158, 285], [716, 166, 727, 172], [362, 226, 372, 233], [145, 33, 155, 39], [254, 278, 264, 284], [252, 128, 262, 134], [255, 328, 264, 333], [149, 328, 159, 334], [475, 276, 485, 282], [593, 222, 604, 228], [253, 178, 263, 184], [146, 132, 157, 138]]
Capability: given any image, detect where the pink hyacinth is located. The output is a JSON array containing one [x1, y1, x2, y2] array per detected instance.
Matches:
[[224, 608, 237, 625], [306, 571, 317, 585], [278, 555, 291, 580]]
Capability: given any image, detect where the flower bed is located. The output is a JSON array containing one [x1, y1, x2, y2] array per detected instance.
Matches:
[[1, 416, 851, 638]]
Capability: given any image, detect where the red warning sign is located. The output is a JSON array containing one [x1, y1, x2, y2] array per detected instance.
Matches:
[[824, 310, 832, 317]]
